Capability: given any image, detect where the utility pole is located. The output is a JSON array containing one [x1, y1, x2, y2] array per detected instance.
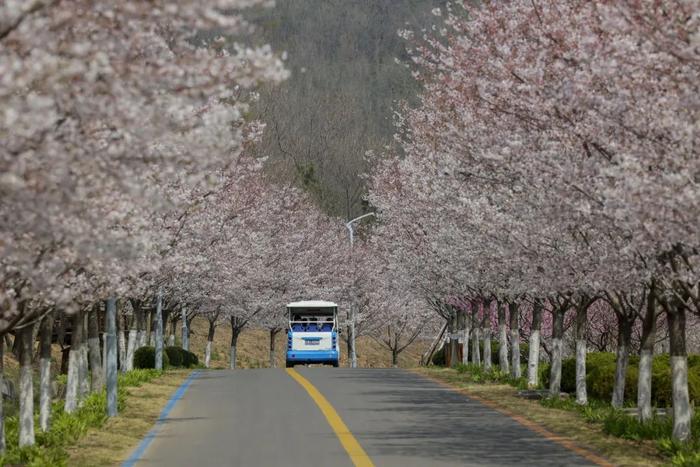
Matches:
[[345, 212, 375, 368], [155, 288, 163, 370]]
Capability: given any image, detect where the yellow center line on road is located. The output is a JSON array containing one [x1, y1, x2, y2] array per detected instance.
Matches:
[[286, 368, 375, 467]]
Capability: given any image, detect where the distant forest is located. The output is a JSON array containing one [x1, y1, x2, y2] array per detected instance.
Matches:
[[239, 0, 446, 218]]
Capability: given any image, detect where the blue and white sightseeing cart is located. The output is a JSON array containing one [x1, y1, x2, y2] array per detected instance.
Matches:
[[285, 300, 340, 368]]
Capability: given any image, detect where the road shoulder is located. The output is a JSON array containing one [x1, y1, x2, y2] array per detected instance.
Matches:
[[414, 367, 664, 467]]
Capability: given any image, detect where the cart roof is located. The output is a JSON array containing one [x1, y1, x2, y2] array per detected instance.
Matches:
[[286, 300, 338, 308]]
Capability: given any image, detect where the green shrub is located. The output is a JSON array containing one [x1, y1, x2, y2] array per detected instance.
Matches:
[[183, 350, 199, 367], [165, 346, 185, 367], [133, 346, 170, 369]]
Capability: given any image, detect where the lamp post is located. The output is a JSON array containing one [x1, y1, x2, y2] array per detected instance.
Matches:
[[345, 212, 375, 368]]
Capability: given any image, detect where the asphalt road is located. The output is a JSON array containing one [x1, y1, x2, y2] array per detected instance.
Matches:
[[130, 368, 598, 467]]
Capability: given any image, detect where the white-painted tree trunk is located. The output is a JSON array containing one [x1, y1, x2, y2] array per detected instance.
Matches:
[[482, 328, 492, 370], [574, 300, 589, 405], [472, 327, 481, 366], [168, 334, 175, 346], [181, 306, 189, 351], [509, 302, 520, 378], [638, 285, 657, 422], [39, 313, 54, 432], [510, 326, 520, 378], [550, 337, 563, 397], [612, 315, 632, 408], [498, 324, 509, 373], [461, 328, 470, 365], [205, 341, 212, 368], [125, 330, 137, 371], [638, 349, 653, 420], [18, 326, 35, 447], [671, 356, 691, 441], [527, 330, 540, 388], [549, 306, 565, 397], [155, 291, 164, 371], [527, 299, 543, 388], [105, 298, 118, 417], [575, 340, 587, 405], [79, 341, 90, 400], [230, 344, 237, 369], [668, 306, 691, 441], [65, 347, 80, 413], [118, 329, 126, 372], [65, 309, 83, 413], [0, 338, 6, 453], [87, 307, 104, 392], [39, 358, 51, 427]]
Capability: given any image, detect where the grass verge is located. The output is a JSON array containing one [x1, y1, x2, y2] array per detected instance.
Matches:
[[0, 369, 189, 467], [416, 366, 667, 467], [66, 369, 190, 466]]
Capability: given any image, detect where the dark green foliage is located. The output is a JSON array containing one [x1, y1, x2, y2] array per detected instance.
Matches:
[[165, 346, 185, 367], [431, 345, 446, 366], [183, 350, 199, 367], [133, 346, 170, 369], [541, 352, 700, 406]]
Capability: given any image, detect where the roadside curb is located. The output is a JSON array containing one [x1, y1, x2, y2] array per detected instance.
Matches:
[[411, 369, 614, 467], [122, 370, 201, 467]]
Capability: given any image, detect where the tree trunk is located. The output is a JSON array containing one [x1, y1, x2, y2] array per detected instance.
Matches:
[[391, 348, 398, 367], [612, 312, 633, 408], [78, 312, 90, 400], [181, 306, 189, 351], [498, 303, 509, 373], [527, 298, 543, 388], [549, 308, 565, 397], [457, 310, 472, 365], [18, 324, 35, 447], [448, 310, 458, 368], [482, 302, 492, 370], [155, 292, 163, 371], [65, 309, 84, 413], [205, 319, 216, 368], [230, 317, 241, 370], [134, 300, 146, 349], [126, 307, 137, 372], [88, 306, 104, 392], [118, 313, 127, 372], [269, 328, 280, 368], [509, 301, 520, 378], [105, 298, 118, 417], [39, 312, 53, 432], [575, 300, 588, 405], [638, 285, 657, 422], [668, 303, 691, 441], [471, 305, 481, 366], [0, 335, 5, 453], [168, 315, 177, 346]]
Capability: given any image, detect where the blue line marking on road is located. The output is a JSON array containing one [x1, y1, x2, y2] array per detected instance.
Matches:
[[122, 370, 201, 467]]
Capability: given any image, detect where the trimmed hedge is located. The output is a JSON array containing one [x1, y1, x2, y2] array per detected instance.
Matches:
[[133, 346, 170, 369], [542, 352, 700, 406], [164, 346, 199, 368]]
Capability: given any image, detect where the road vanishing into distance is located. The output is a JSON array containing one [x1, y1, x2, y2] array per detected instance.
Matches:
[[128, 368, 600, 467]]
